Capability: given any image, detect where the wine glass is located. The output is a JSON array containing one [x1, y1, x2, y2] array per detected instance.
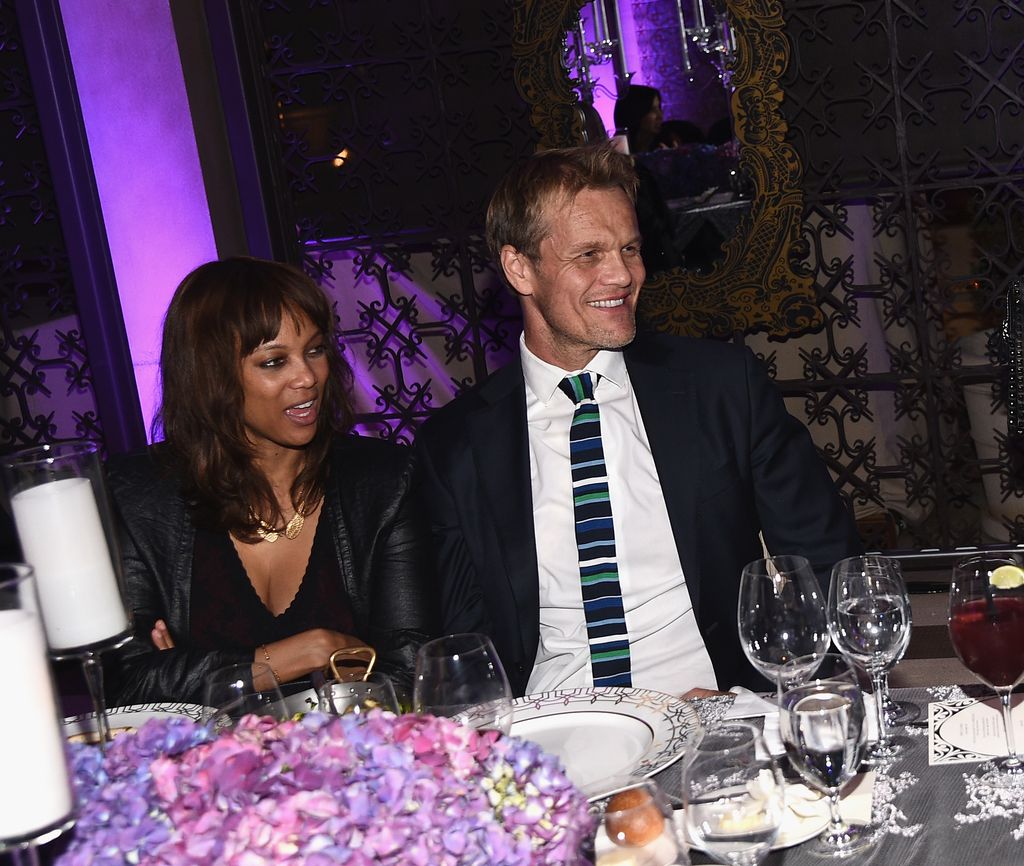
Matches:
[[682, 722, 786, 865], [828, 555, 911, 763], [778, 653, 877, 857], [318, 672, 400, 716], [947, 554, 1024, 786], [414, 633, 513, 734], [738, 555, 830, 685], [203, 662, 287, 730], [835, 557, 919, 726]]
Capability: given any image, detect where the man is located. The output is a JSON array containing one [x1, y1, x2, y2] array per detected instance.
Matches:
[[416, 144, 861, 697]]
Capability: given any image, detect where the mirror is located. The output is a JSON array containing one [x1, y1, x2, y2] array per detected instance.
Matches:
[[512, 0, 820, 339], [564, 0, 740, 278]]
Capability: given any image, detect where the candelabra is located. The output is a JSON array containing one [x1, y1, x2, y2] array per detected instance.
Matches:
[[674, 0, 738, 87], [563, 0, 625, 106]]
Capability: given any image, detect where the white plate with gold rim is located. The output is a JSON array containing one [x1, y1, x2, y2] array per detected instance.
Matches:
[[510, 688, 701, 801], [63, 702, 208, 743]]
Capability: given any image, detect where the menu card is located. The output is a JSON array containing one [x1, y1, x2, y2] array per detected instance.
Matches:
[[928, 697, 1024, 765]]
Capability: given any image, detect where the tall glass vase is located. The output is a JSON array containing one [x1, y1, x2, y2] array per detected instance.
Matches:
[[2, 441, 132, 750]]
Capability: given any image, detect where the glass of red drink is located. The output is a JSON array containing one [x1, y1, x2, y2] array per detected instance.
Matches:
[[948, 555, 1024, 784]]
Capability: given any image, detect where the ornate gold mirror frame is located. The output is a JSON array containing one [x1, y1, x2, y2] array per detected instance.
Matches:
[[512, 0, 820, 338]]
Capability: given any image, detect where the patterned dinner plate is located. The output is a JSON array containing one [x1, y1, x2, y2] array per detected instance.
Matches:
[[510, 687, 701, 801], [63, 702, 208, 742]]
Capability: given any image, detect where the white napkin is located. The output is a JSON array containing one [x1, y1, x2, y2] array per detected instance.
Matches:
[[724, 687, 786, 756], [862, 693, 881, 743], [724, 686, 777, 720], [724, 687, 881, 756], [837, 770, 876, 823]]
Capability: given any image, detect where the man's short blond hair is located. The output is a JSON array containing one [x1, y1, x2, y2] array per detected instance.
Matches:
[[485, 144, 639, 262]]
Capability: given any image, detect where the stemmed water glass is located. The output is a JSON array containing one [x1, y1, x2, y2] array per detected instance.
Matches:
[[778, 653, 877, 858], [947, 555, 1024, 786], [682, 722, 786, 865], [203, 662, 287, 730], [318, 672, 400, 716], [738, 555, 830, 685], [414, 633, 513, 734], [828, 555, 911, 763]]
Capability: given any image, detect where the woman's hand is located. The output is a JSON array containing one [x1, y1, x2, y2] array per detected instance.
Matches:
[[254, 629, 368, 687], [151, 619, 175, 650]]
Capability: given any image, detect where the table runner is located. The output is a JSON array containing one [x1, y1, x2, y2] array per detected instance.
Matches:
[[672, 686, 1024, 865]]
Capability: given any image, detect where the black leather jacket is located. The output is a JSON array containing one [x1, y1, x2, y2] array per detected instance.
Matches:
[[104, 435, 439, 705]]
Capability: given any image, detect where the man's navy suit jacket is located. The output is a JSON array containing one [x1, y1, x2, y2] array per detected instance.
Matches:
[[415, 332, 862, 696]]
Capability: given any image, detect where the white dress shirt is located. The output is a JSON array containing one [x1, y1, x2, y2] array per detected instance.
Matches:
[[521, 337, 718, 695]]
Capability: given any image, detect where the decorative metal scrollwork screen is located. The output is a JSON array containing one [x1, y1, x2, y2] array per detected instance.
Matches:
[[234, 0, 535, 443], [747, 0, 1024, 550], [0, 4, 102, 453]]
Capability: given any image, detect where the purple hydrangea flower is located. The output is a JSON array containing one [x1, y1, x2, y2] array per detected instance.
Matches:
[[56, 711, 595, 865]]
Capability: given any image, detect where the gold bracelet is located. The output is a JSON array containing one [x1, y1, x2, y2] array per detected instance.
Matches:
[[260, 644, 282, 684]]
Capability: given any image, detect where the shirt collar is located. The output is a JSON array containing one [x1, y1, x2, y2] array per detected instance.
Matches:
[[519, 334, 628, 404]]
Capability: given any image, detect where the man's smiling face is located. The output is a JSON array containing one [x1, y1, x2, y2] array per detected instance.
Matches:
[[501, 185, 645, 371]]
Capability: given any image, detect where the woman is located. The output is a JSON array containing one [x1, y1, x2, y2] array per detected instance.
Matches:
[[105, 257, 438, 705], [613, 84, 663, 154], [612, 84, 681, 274]]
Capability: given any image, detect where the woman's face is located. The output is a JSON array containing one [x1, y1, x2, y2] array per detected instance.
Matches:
[[239, 311, 328, 457], [641, 95, 663, 136]]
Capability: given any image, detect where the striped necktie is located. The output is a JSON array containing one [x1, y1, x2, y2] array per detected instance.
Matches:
[[558, 371, 632, 687]]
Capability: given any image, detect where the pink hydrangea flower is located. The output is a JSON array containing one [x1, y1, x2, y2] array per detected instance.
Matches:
[[58, 711, 595, 866]]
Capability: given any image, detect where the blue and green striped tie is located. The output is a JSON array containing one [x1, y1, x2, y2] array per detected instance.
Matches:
[[558, 372, 632, 687]]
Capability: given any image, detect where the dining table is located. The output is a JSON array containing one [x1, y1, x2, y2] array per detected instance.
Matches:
[[665, 684, 1023, 865]]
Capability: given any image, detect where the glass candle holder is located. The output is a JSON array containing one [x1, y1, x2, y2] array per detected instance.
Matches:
[[0, 564, 75, 855], [2, 441, 133, 751], [1, 441, 130, 652]]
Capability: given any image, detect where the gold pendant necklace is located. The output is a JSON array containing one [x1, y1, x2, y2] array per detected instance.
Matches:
[[254, 507, 305, 543]]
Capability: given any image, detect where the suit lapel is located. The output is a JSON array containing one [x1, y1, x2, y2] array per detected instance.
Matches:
[[626, 341, 703, 615], [466, 360, 539, 646]]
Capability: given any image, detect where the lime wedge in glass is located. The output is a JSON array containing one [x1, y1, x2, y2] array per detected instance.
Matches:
[[989, 565, 1024, 589]]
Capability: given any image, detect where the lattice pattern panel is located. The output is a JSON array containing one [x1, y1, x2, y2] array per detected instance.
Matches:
[[0, 3, 102, 453], [756, 0, 1024, 549], [319, 242, 520, 442], [241, 0, 535, 437]]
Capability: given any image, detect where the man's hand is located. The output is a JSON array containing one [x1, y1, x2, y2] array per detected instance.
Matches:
[[681, 687, 731, 700]]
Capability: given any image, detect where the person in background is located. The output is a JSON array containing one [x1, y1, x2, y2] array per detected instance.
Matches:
[[657, 119, 705, 148], [707, 116, 735, 147], [613, 84, 664, 154], [612, 84, 681, 273], [105, 257, 437, 705], [416, 145, 862, 698]]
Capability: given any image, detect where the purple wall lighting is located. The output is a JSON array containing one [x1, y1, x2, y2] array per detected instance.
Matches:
[[58, 0, 219, 441]]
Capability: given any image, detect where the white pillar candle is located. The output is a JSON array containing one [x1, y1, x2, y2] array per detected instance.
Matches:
[[0, 608, 73, 839], [11, 476, 128, 650]]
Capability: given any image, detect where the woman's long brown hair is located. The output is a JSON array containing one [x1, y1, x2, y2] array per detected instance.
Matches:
[[155, 257, 354, 540]]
